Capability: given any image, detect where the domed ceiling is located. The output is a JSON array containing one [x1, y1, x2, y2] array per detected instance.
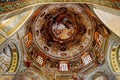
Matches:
[[33, 4, 95, 60], [0, 1, 120, 80]]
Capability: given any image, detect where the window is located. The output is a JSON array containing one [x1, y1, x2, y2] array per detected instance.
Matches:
[[83, 55, 92, 65], [59, 61, 69, 71], [36, 56, 43, 66]]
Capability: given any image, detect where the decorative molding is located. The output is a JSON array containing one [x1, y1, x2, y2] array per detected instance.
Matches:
[[0, 0, 120, 15]]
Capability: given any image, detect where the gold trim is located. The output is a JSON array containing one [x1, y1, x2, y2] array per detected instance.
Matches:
[[110, 44, 120, 72], [6, 9, 33, 36], [0, 17, 15, 30], [8, 52, 18, 72]]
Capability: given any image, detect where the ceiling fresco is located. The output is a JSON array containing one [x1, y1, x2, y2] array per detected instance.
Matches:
[[0, 1, 120, 80]]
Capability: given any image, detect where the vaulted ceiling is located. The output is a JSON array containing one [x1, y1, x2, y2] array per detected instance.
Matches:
[[0, 1, 120, 80]]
